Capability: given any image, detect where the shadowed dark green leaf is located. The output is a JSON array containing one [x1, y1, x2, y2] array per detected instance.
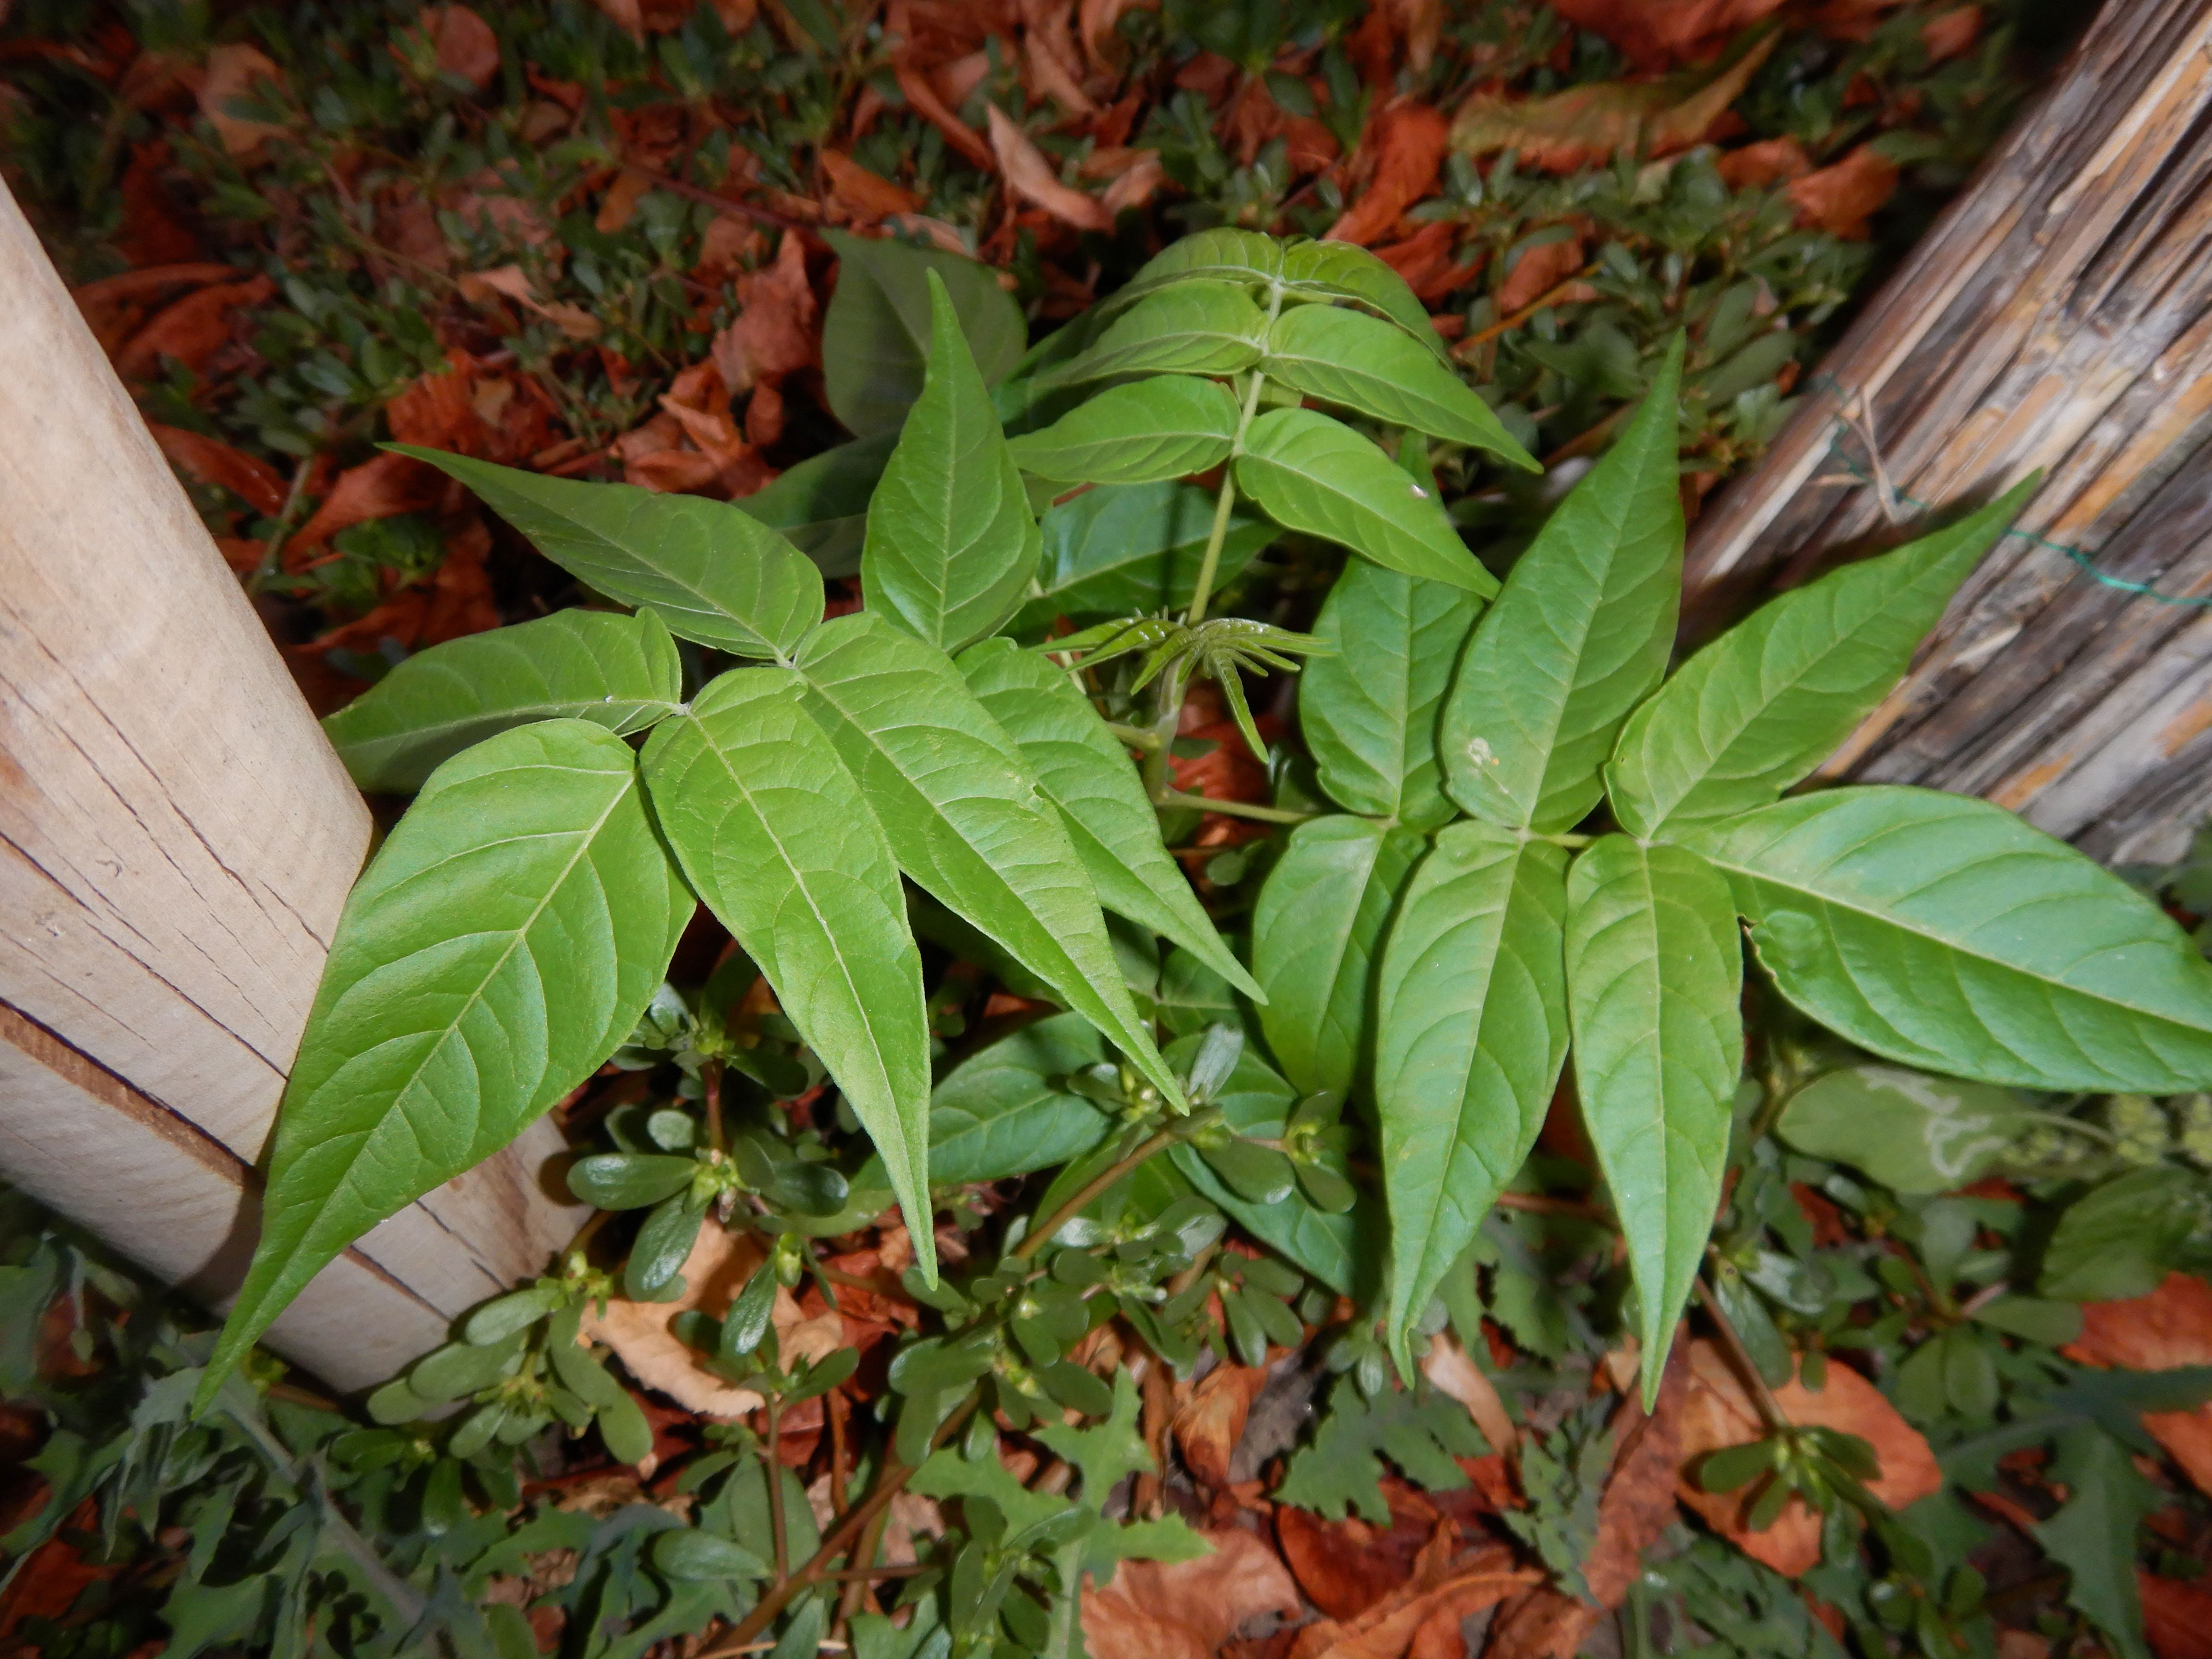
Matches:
[[795, 612, 1184, 1108], [1237, 409, 1497, 594], [959, 638, 1260, 997], [1006, 375, 1240, 484], [1566, 834, 1742, 1406], [1375, 822, 1569, 1368], [641, 667, 935, 1281], [861, 271, 1040, 650], [1012, 482, 1274, 632], [199, 721, 691, 1406], [1264, 305, 1537, 468], [1439, 335, 1685, 830], [1776, 1065, 2032, 1195], [1687, 786, 2212, 1092], [928, 1013, 1115, 1184], [1608, 478, 2034, 837], [736, 433, 896, 578], [1302, 560, 1483, 829], [821, 228, 1026, 438], [394, 446, 823, 660], [323, 609, 683, 794], [1251, 817, 1425, 1102]]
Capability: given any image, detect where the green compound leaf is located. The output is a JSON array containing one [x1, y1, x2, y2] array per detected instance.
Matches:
[[1057, 281, 1268, 383], [199, 721, 691, 1406], [394, 446, 823, 661], [1276, 1375, 1489, 1523], [1301, 559, 1484, 830], [1013, 481, 1274, 632], [820, 228, 1026, 438], [1375, 821, 1570, 1370], [1104, 227, 1284, 312], [2035, 1426, 2156, 1659], [1005, 374, 1241, 484], [860, 271, 1041, 651], [959, 638, 1261, 998], [640, 667, 936, 1282], [1237, 409, 1498, 595], [1439, 334, 1685, 831], [1279, 239, 1446, 358], [927, 1012, 1115, 1185], [1686, 786, 2212, 1092], [1263, 304, 1538, 469], [794, 612, 1184, 1108], [323, 608, 683, 794], [1607, 478, 2033, 838], [1565, 834, 1743, 1407], [1251, 816, 1426, 1103]]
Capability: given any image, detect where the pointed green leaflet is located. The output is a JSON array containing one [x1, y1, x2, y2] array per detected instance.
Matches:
[[1607, 479, 2033, 837], [1375, 822, 1569, 1367], [1301, 559, 1483, 830], [323, 608, 683, 794], [1439, 335, 1685, 830], [1055, 281, 1268, 383], [394, 445, 824, 661], [1237, 409, 1498, 595], [1251, 816, 1425, 1102], [640, 667, 936, 1282], [958, 638, 1261, 999], [1279, 240, 1446, 359], [1012, 481, 1274, 632], [1565, 834, 1743, 1407], [860, 271, 1041, 651], [820, 228, 1027, 438], [199, 721, 692, 1405], [1264, 304, 1537, 469], [1103, 227, 1285, 312], [794, 613, 1185, 1108], [1005, 375, 1241, 484], [1687, 786, 2212, 1092]]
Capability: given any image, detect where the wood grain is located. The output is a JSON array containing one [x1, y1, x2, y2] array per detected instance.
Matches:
[[1683, 0, 2212, 864], [0, 178, 586, 1387]]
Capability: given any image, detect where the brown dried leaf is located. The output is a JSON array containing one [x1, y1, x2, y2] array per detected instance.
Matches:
[[1546, 0, 1786, 71], [1277, 1488, 1443, 1622], [1786, 142, 1899, 238], [821, 150, 925, 223], [1676, 1340, 1939, 1576], [1584, 1341, 1687, 1609], [289, 451, 449, 558], [1080, 0, 1156, 70], [1101, 153, 1166, 215], [459, 264, 601, 339], [1419, 1334, 1516, 1461], [147, 423, 288, 517], [579, 1223, 784, 1418], [2066, 1273, 2212, 1500], [988, 103, 1114, 231], [2141, 1571, 2212, 1659], [1082, 1529, 1302, 1659], [1326, 102, 1449, 247], [1290, 1528, 1535, 1659], [894, 53, 997, 171], [1452, 33, 1775, 173], [412, 5, 500, 91], [1175, 1360, 1269, 1489], [197, 43, 287, 158], [112, 275, 273, 379], [711, 230, 817, 392], [1482, 1586, 1601, 1659], [1496, 235, 1584, 317], [1717, 135, 1813, 190]]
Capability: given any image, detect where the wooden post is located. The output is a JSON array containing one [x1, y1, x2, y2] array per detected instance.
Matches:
[[0, 180, 585, 1391], [1683, 0, 2212, 865]]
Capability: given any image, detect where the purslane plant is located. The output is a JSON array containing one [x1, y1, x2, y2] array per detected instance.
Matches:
[[198, 228, 2212, 1430]]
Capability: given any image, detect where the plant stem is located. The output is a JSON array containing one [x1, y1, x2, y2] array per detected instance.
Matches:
[[1014, 1128, 1180, 1262], [697, 1395, 981, 1658], [1108, 721, 1164, 752], [1695, 1272, 1792, 1438], [765, 1394, 790, 1586], [703, 1057, 726, 1154], [1184, 364, 1271, 625], [833, 1500, 894, 1630], [1155, 790, 1317, 825]]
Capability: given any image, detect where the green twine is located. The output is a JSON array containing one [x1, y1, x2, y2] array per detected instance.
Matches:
[[1806, 373, 2212, 607]]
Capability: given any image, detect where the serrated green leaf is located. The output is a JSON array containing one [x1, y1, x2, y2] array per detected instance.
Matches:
[[1278, 239, 1446, 359], [2035, 1427, 2155, 1659], [323, 610, 683, 794], [1439, 335, 1685, 830], [1237, 409, 1496, 595], [1005, 374, 1240, 484], [1012, 481, 1274, 632], [2039, 1166, 2206, 1301], [1302, 560, 1483, 829], [1776, 1064, 2032, 1195], [1264, 305, 1537, 468], [1375, 821, 1569, 1367], [1251, 817, 1425, 1102], [1686, 786, 2212, 1091], [1277, 1375, 1486, 1522], [199, 721, 691, 1404], [1164, 1034, 1380, 1294], [1057, 281, 1267, 383], [392, 447, 823, 660], [1608, 480, 2032, 837], [861, 272, 1041, 650], [1033, 1370, 1153, 1505], [1565, 835, 1742, 1406], [641, 667, 935, 1279], [928, 1012, 1115, 1184], [821, 228, 1026, 438], [959, 638, 1260, 998], [795, 613, 1184, 1108]]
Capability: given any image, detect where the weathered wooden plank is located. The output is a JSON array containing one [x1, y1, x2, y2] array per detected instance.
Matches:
[[1683, 0, 2212, 864], [0, 178, 587, 1389]]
